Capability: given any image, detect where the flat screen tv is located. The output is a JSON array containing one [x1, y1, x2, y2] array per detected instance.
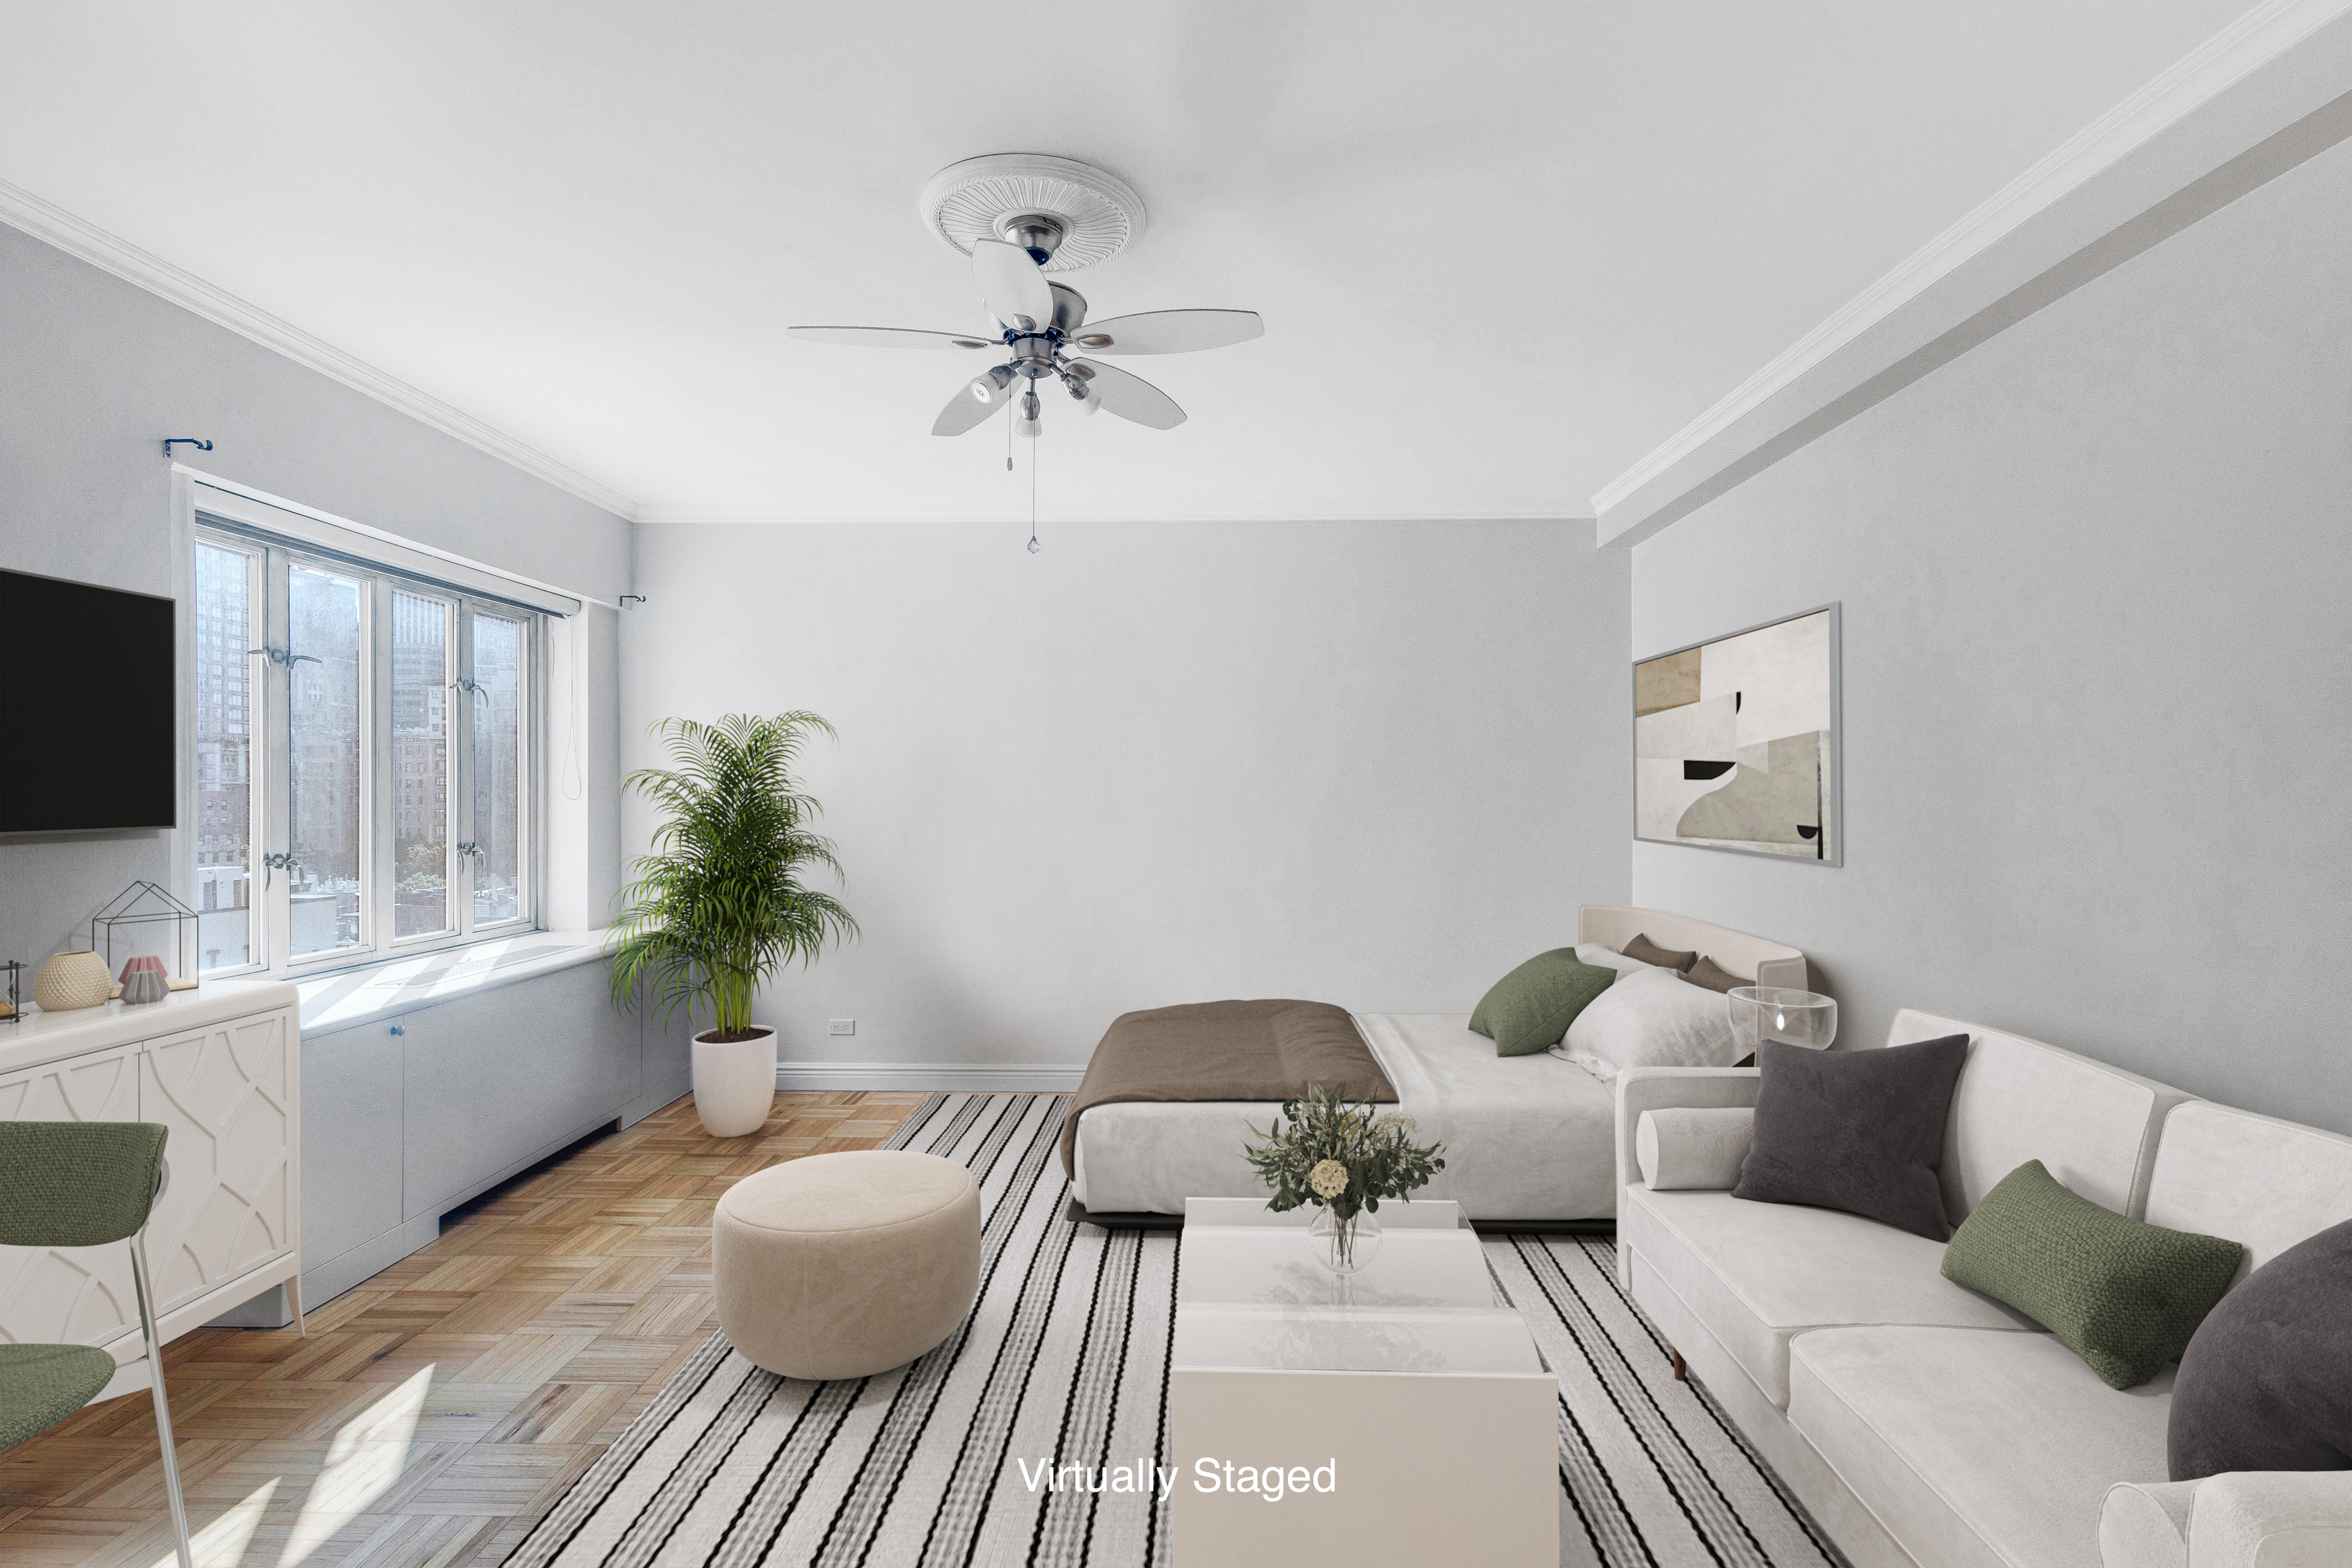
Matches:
[[0, 569, 177, 832]]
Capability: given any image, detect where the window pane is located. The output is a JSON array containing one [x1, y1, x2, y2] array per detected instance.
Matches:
[[195, 542, 254, 972], [472, 611, 523, 924], [392, 591, 451, 938], [290, 566, 365, 957]]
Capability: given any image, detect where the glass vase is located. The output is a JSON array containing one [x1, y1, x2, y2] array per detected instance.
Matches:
[[1306, 1206, 1383, 1276], [1727, 986, 1838, 1059]]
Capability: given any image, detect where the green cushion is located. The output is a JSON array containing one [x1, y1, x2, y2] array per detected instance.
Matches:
[[0, 1343, 115, 1451], [1941, 1159, 2243, 1390], [1468, 950, 1617, 1058]]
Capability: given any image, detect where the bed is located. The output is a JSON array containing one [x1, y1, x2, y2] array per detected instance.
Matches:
[[1065, 905, 1807, 1225]]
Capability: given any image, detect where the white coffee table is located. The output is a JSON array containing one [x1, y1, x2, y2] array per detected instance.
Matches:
[[1170, 1197, 1558, 1568]]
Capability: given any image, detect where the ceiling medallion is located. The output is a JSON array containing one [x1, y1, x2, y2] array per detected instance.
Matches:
[[916, 153, 1147, 274]]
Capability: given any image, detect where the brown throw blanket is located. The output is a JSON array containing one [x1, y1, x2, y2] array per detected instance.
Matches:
[[1059, 999, 1398, 1178]]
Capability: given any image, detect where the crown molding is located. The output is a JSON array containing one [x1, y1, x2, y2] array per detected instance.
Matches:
[[0, 176, 640, 521], [1590, 0, 2352, 531], [635, 505, 1594, 526]]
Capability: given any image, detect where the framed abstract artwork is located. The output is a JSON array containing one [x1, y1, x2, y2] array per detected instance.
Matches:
[[1633, 604, 1840, 864]]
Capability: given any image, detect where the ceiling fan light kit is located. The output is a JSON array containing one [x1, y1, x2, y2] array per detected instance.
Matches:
[[788, 153, 1262, 445]]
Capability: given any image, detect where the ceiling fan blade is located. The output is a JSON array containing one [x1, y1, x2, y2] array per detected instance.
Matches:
[[1067, 309, 1264, 355], [932, 366, 1018, 436], [970, 239, 1055, 333], [789, 325, 1000, 350], [1067, 358, 1186, 430]]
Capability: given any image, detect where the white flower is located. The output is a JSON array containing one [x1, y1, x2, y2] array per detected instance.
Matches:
[[1309, 1159, 1350, 1200]]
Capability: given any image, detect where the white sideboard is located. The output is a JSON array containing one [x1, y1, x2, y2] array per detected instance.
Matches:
[[0, 980, 300, 1397]]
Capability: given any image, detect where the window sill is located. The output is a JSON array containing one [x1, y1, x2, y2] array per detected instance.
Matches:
[[297, 930, 608, 1035]]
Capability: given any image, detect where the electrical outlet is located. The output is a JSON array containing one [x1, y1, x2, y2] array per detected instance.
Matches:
[[828, 1018, 856, 1037]]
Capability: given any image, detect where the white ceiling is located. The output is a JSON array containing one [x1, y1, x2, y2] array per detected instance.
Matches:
[[0, 0, 2258, 523]]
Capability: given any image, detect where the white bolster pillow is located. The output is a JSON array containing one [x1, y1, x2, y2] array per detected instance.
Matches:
[[1636, 1107, 1754, 1191], [2098, 1480, 2195, 1568]]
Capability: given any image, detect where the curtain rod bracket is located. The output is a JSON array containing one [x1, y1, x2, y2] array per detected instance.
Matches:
[[163, 437, 213, 457]]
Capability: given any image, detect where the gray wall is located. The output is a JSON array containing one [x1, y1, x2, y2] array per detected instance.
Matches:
[[0, 223, 632, 966], [1631, 137, 2352, 1132], [626, 519, 1631, 1067]]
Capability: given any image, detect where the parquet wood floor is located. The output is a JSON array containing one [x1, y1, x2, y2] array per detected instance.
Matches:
[[0, 1091, 929, 1568]]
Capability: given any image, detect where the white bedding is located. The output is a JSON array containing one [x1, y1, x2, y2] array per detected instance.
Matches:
[[1069, 1011, 1619, 1222]]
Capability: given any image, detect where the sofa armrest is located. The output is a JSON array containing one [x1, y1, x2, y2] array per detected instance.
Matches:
[[2188, 1471, 2352, 1568], [1613, 1068, 1759, 1284], [1618, 1067, 1769, 1288]]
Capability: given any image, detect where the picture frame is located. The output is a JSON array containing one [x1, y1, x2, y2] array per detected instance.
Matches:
[[1632, 603, 1842, 866]]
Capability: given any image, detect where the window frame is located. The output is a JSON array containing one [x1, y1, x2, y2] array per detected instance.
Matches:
[[192, 516, 544, 981]]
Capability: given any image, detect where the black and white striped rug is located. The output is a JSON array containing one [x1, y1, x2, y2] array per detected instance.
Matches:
[[506, 1093, 1846, 1568]]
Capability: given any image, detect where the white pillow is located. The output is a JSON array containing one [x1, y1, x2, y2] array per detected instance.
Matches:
[[1575, 942, 1667, 977], [1548, 966, 1738, 1083]]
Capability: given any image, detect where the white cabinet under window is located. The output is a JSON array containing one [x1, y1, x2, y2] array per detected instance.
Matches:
[[191, 486, 543, 981], [0, 983, 301, 1372]]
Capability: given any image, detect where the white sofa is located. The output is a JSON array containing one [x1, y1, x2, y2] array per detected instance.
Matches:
[[1614, 1009, 2352, 1568]]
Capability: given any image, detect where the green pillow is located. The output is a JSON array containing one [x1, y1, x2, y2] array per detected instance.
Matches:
[[1941, 1160, 2243, 1390], [1468, 950, 1617, 1058]]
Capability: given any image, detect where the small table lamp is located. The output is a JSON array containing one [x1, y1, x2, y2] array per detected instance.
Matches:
[[1727, 986, 1838, 1057]]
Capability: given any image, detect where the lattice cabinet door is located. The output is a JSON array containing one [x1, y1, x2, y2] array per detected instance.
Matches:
[[0, 1046, 144, 1351], [138, 1008, 298, 1317]]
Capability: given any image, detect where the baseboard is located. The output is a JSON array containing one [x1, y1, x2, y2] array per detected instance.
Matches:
[[775, 1061, 1086, 1092]]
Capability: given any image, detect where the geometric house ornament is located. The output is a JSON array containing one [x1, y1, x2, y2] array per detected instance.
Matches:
[[1632, 604, 1841, 865]]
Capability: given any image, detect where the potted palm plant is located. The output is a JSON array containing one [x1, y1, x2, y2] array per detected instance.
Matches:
[[608, 712, 858, 1137]]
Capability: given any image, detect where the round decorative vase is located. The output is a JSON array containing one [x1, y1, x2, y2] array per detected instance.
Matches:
[[119, 969, 171, 1005], [33, 951, 115, 1012], [692, 1025, 779, 1138], [1727, 986, 1838, 1058], [1306, 1207, 1383, 1276]]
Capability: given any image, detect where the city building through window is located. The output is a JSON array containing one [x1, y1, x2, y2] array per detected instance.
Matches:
[[194, 522, 540, 978]]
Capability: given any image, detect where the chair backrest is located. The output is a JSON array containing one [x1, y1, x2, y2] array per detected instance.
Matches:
[[2144, 1102, 2352, 1284], [1885, 1010, 2192, 1223], [0, 1122, 168, 1248]]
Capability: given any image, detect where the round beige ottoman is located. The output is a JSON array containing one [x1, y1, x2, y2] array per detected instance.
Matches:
[[713, 1149, 981, 1381]]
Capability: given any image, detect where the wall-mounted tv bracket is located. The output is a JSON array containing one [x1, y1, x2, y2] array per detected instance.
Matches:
[[162, 437, 214, 457]]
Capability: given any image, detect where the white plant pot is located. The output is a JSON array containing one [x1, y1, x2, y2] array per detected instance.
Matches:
[[692, 1024, 778, 1137]]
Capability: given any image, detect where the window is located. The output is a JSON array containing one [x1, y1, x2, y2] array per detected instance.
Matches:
[[194, 520, 542, 978]]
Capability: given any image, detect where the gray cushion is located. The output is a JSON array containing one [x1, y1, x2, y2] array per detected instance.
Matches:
[[1733, 1034, 1968, 1240], [2170, 1217, 2352, 1480]]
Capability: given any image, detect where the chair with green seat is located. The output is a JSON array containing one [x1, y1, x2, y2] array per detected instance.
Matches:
[[0, 1122, 194, 1568]]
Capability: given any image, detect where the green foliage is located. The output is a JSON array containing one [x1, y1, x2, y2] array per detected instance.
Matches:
[[607, 712, 858, 1039], [1241, 1084, 1446, 1222]]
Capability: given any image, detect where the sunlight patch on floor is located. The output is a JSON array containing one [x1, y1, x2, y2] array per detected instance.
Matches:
[[275, 1365, 435, 1567], [152, 1477, 277, 1568]]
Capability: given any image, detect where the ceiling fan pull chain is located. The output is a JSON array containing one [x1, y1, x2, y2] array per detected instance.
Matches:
[[1027, 424, 1042, 554]]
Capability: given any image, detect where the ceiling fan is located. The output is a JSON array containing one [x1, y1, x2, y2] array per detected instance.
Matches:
[[788, 154, 1262, 440]]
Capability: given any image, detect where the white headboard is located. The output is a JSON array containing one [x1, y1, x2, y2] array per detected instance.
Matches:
[[1576, 905, 1809, 991]]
